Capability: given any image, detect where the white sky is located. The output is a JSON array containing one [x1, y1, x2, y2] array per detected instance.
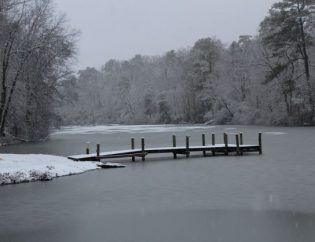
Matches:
[[54, 0, 277, 70]]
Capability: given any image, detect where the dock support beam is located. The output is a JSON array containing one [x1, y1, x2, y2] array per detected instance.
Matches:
[[186, 136, 190, 158], [212, 133, 215, 156], [235, 135, 240, 156], [202, 134, 206, 157], [240, 133, 243, 145], [172, 135, 177, 159], [131, 138, 135, 162], [224, 133, 228, 156], [258, 133, 262, 155], [141, 138, 145, 161]]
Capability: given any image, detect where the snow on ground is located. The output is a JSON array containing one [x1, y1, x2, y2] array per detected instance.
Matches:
[[51, 125, 215, 135], [0, 154, 101, 185]]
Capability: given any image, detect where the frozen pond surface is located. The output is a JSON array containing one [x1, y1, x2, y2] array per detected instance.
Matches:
[[1, 125, 315, 242]]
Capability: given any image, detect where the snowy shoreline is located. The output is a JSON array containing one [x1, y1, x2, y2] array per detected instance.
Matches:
[[0, 135, 24, 147], [0, 154, 102, 185]]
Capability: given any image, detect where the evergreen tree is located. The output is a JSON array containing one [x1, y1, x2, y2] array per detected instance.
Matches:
[[260, 0, 315, 123]]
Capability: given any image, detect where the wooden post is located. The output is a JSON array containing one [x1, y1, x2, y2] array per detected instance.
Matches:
[[239, 133, 243, 155], [141, 138, 145, 161], [96, 144, 100, 157], [212, 133, 215, 156], [172, 135, 177, 159], [240, 133, 243, 145], [235, 135, 240, 156], [258, 133, 262, 155], [224, 133, 228, 156], [202, 134, 206, 157], [86, 142, 90, 155], [186, 136, 190, 158], [131, 138, 135, 162]]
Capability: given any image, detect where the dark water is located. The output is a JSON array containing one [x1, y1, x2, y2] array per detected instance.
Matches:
[[1, 125, 315, 242]]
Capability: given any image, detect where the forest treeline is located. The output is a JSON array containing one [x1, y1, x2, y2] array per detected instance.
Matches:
[[0, 0, 77, 141], [59, 0, 315, 127], [1, 0, 315, 142]]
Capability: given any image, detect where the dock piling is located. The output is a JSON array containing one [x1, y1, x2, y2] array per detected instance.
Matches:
[[202, 134, 206, 157], [141, 138, 145, 161], [96, 144, 100, 158], [235, 135, 240, 156], [186, 136, 190, 158], [258, 133, 262, 155], [212, 133, 216, 156], [172, 135, 177, 159], [131, 138, 135, 162], [86, 142, 90, 155], [224, 133, 228, 156], [240, 133, 243, 145]]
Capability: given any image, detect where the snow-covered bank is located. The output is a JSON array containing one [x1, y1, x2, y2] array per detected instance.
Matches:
[[0, 134, 24, 147], [0, 154, 101, 185]]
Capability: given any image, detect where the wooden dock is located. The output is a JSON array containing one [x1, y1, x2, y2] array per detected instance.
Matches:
[[68, 133, 262, 162]]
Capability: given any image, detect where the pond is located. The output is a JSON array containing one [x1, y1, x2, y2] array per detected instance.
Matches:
[[1, 125, 315, 242]]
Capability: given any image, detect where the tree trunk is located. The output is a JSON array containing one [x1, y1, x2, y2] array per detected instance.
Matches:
[[298, 10, 314, 121]]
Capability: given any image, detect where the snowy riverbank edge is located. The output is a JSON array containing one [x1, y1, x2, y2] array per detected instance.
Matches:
[[0, 135, 24, 147], [0, 154, 102, 185]]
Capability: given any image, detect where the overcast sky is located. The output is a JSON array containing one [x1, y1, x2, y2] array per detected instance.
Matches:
[[55, 0, 277, 70]]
